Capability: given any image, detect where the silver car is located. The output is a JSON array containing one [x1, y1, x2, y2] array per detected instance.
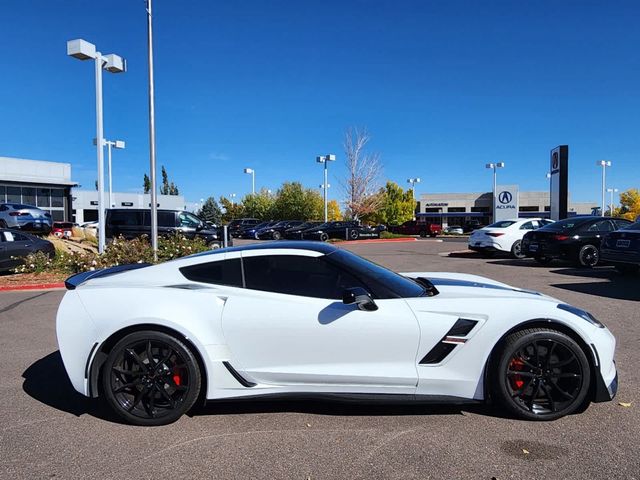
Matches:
[[0, 203, 53, 234]]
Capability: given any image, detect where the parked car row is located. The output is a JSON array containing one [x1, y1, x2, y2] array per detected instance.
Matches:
[[467, 215, 639, 273], [228, 218, 387, 242]]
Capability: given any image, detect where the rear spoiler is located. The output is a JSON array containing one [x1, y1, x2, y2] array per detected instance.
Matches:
[[65, 263, 151, 290]]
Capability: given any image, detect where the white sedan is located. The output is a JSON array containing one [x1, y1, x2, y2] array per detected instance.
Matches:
[[56, 242, 617, 425], [468, 218, 555, 258]]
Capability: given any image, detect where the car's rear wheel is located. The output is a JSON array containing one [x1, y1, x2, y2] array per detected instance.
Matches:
[[319, 232, 329, 242], [578, 244, 599, 268], [349, 229, 359, 240], [491, 328, 590, 421], [511, 240, 526, 259], [102, 331, 201, 426], [272, 231, 281, 240], [419, 231, 427, 238]]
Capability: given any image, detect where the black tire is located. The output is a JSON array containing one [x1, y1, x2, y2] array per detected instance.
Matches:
[[490, 328, 591, 421], [578, 244, 599, 268], [272, 231, 281, 240], [0, 220, 7, 228], [102, 331, 202, 426], [511, 240, 526, 259], [319, 232, 329, 242], [535, 256, 553, 265], [419, 231, 427, 238], [349, 229, 359, 240]]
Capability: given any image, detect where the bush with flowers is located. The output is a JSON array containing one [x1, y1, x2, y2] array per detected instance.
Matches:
[[12, 233, 213, 275]]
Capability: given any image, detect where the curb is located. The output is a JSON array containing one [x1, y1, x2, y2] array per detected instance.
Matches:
[[0, 282, 66, 292], [338, 237, 418, 245]]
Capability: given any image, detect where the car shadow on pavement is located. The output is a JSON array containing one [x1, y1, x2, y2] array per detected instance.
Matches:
[[550, 281, 640, 301], [22, 350, 124, 424]]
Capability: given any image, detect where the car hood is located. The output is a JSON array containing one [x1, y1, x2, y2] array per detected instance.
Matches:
[[401, 271, 560, 303]]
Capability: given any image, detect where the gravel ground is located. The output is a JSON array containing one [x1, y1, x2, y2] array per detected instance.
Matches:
[[0, 239, 638, 480]]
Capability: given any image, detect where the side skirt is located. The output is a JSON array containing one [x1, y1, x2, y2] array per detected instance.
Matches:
[[205, 392, 483, 405]]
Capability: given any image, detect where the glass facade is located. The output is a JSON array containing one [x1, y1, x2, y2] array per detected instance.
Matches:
[[0, 184, 67, 220]]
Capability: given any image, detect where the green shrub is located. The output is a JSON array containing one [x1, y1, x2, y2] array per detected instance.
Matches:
[[157, 233, 210, 261], [12, 251, 53, 274]]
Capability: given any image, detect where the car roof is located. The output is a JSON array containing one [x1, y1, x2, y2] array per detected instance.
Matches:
[[190, 240, 338, 258]]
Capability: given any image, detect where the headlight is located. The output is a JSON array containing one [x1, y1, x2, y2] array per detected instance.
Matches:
[[557, 304, 605, 328]]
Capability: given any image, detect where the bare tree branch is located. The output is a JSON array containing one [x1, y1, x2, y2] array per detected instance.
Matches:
[[340, 127, 383, 220]]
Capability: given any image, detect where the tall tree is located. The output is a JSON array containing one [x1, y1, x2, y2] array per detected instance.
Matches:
[[617, 188, 640, 220], [327, 199, 343, 221], [197, 197, 223, 224], [272, 182, 323, 220], [219, 196, 245, 223], [160, 166, 180, 195], [143, 174, 151, 194], [341, 127, 383, 219], [242, 189, 275, 220], [371, 181, 416, 225]]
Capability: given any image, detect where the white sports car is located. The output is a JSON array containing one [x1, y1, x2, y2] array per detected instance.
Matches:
[[468, 218, 555, 258], [56, 242, 617, 426]]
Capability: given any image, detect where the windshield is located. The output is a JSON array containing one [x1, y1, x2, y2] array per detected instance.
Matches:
[[486, 220, 517, 228], [623, 221, 640, 231], [326, 249, 425, 299]]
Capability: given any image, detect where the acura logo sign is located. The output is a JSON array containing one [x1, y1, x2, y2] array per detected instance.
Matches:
[[498, 191, 513, 204]]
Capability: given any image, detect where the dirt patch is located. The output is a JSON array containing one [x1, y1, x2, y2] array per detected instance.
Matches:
[[0, 271, 67, 287]]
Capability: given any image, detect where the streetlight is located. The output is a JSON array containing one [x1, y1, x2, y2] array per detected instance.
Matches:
[[485, 162, 505, 221], [407, 178, 421, 219], [317, 154, 336, 222], [596, 160, 612, 217], [105, 139, 125, 208], [67, 39, 126, 253], [229, 193, 237, 205], [243, 168, 255, 194], [607, 188, 619, 216], [146, 0, 159, 260]]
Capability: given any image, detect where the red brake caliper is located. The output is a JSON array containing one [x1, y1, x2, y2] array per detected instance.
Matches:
[[172, 369, 181, 386], [509, 358, 525, 389]]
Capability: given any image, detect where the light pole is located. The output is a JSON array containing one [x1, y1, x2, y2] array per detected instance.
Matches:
[[105, 139, 125, 207], [485, 162, 505, 221], [230, 193, 237, 205], [607, 188, 619, 216], [67, 39, 126, 253], [145, 0, 159, 259], [407, 178, 421, 219], [596, 160, 612, 217], [316, 154, 336, 222], [244, 168, 255, 194]]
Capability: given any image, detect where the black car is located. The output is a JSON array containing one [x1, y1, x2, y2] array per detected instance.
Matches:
[[105, 209, 231, 247], [283, 221, 324, 239], [601, 220, 640, 274], [238, 221, 279, 239], [302, 221, 384, 242], [521, 216, 632, 267], [256, 220, 304, 240], [0, 229, 55, 272], [227, 218, 261, 238]]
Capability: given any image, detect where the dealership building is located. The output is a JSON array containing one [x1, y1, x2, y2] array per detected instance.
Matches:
[[1, 157, 187, 224], [418, 191, 597, 227]]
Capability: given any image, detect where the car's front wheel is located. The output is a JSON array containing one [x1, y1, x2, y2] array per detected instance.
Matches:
[[272, 231, 281, 240], [319, 232, 329, 242], [491, 328, 591, 421], [102, 331, 202, 426]]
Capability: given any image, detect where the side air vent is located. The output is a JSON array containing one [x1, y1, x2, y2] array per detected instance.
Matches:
[[420, 318, 479, 364], [223, 361, 256, 387]]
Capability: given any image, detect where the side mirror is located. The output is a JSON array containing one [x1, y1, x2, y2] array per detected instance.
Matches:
[[342, 287, 378, 311]]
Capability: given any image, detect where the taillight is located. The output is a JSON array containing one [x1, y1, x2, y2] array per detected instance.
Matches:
[[554, 235, 569, 241], [486, 232, 505, 237]]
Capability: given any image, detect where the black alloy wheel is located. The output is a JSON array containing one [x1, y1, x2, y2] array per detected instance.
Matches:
[[419, 231, 427, 238], [319, 232, 329, 242], [349, 229, 359, 240], [492, 328, 590, 421], [102, 331, 201, 426], [511, 240, 526, 259], [272, 231, 281, 240], [578, 244, 600, 268]]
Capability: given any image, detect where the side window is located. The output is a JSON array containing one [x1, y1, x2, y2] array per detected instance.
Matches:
[[520, 221, 535, 230], [614, 220, 631, 230], [243, 254, 366, 299], [158, 212, 177, 227], [587, 220, 612, 232], [110, 211, 141, 226], [178, 212, 201, 227], [180, 258, 243, 287]]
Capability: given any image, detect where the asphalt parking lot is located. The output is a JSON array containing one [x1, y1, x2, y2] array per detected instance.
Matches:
[[1, 239, 638, 479]]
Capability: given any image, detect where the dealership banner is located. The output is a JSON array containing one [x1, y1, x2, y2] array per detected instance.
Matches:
[[494, 185, 519, 221], [550, 145, 569, 221]]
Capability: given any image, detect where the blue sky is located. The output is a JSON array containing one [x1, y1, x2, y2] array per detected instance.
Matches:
[[2, 0, 639, 205]]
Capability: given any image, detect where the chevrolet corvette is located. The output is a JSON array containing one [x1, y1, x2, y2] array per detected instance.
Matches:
[[56, 242, 617, 426]]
